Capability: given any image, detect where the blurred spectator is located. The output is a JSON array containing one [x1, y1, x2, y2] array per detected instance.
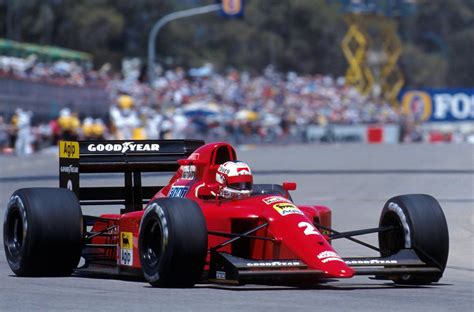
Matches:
[[14, 108, 34, 156], [107, 65, 402, 144], [82, 117, 106, 140], [0, 55, 108, 87], [2, 57, 472, 150], [0, 116, 9, 152], [109, 95, 142, 140], [57, 108, 81, 141], [142, 107, 163, 140]]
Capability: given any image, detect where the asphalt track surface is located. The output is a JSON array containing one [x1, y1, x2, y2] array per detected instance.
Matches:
[[0, 144, 473, 312]]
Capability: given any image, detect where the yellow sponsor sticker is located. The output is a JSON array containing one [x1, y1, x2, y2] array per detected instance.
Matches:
[[120, 232, 133, 249], [59, 141, 79, 159], [273, 203, 304, 216]]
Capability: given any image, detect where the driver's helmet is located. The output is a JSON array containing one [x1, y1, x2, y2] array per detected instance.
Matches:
[[216, 161, 253, 199]]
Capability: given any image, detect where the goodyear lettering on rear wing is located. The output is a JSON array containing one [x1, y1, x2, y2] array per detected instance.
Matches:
[[87, 142, 160, 153]]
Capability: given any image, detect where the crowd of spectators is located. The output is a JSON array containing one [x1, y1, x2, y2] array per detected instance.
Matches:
[[117, 63, 400, 124], [3, 56, 468, 155], [0, 54, 111, 87], [105, 63, 402, 144]]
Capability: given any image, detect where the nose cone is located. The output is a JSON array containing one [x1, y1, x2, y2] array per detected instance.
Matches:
[[315, 250, 355, 278], [324, 261, 355, 278]]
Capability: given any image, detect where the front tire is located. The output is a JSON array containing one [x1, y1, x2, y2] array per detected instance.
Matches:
[[3, 188, 83, 276], [378, 194, 449, 284], [138, 198, 207, 287]]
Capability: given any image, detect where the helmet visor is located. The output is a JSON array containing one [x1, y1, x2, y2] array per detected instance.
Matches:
[[228, 182, 252, 191]]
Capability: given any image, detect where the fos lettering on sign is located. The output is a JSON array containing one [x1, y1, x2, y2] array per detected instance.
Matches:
[[400, 89, 474, 122]]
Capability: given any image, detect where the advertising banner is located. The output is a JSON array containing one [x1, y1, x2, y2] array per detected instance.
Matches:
[[220, 0, 244, 17], [399, 88, 474, 122]]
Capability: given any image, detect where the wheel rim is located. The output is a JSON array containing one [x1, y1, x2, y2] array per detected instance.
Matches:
[[380, 212, 405, 256], [142, 219, 163, 267], [6, 207, 25, 258]]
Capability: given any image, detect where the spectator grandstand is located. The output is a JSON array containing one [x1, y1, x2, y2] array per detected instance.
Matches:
[[1, 54, 472, 155]]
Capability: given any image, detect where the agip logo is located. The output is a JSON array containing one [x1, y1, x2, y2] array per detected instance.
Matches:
[[120, 232, 133, 249], [273, 203, 304, 216], [401, 91, 432, 122], [59, 141, 79, 159]]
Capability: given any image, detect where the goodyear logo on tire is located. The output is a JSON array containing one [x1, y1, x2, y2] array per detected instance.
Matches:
[[273, 203, 304, 216], [59, 141, 79, 159]]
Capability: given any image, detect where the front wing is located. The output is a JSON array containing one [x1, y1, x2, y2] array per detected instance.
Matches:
[[208, 249, 441, 285]]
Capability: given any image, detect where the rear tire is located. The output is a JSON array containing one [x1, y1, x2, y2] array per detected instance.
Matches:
[[378, 194, 449, 284], [139, 198, 207, 287], [3, 188, 83, 276]]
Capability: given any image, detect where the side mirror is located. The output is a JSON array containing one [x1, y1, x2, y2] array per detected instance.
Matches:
[[282, 182, 297, 191]]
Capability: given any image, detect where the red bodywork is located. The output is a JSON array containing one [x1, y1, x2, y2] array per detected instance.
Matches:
[[89, 142, 355, 280]]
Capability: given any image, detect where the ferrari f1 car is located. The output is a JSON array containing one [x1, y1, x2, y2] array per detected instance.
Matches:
[[3, 140, 449, 287]]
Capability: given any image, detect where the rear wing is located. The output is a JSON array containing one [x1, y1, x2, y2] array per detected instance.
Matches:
[[59, 140, 204, 212]]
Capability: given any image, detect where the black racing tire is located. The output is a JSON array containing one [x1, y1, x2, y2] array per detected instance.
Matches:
[[138, 198, 207, 287], [3, 188, 83, 276], [378, 194, 449, 284]]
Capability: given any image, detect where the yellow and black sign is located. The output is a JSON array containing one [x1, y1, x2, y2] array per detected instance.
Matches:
[[59, 141, 79, 159], [341, 15, 404, 105], [120, 232, 133, 249]]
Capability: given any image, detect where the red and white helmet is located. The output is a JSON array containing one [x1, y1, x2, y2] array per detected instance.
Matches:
[[216, 161, 253, 199]]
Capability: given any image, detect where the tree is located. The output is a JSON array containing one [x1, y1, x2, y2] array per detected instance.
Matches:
[[400, 44, 448, 88], [157, 0, 345, 74], [0, 0, 472, 87], [399, 0, 474, 87], [447, 28, 474, 87]]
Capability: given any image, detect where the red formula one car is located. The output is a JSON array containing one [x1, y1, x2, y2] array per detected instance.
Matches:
[[3, 140, 449, 287]]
